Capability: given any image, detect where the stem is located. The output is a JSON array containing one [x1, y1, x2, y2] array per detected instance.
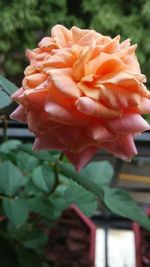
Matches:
[[59, 152, 64, 161], [53, 162, 59, 187], [0, 193, 14, 199], [0, 115, 8, 141], [49, 152, 64, 195], [49, 163, 59, 195]]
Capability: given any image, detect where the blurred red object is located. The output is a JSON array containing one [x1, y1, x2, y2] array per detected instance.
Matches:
[[133, 208, 150, 267], [44, 204, 96, 267]]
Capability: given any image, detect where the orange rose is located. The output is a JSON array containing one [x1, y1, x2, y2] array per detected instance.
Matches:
[[10, 25, 150, 171]]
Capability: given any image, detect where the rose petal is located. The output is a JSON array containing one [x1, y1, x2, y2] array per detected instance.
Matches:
[[38, 37, 57, 51], [37, 50, 75, 69], [33, 133, 65, 151], [96, 35, 111, 46], [24, 65, 37, 76], [100, 71, 150, 97], [78, 82, 101, 100], [46, 85, 74, 109], [49, 68, 81, 98], [136, 98, 150, 114], [11, 87, 24, 100], [107, 114, 150, 133], [19, 88, 48, 108], [120, 39, 131, 49], [22, 73, 47, 89], [51, 24, 72, 48], [64, 146, 97, 172], [103, 35, 120, 53], [88, 124, 115, 143], [71, 26, 90, 44], [10, 105, 27, 123], [52, 126, 96, 153], [73, 46, 90, 81], [102, 134, 137, 161], [78, 31, 96, 48], [45, 100, 89, 126], [76, 97, 121, 118], [85, 53, 125, 76], [27, 110, 60, 135], [123, 54, 141, 73], [94, 84, 141, 110]]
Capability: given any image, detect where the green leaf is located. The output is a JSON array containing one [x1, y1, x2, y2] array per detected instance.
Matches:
[[3, 198, 28, 226], [64, 180, 97, 217], [54, 183, 68, 195], [22, 230, 48, 250], [0, 139, 22, 153], [20, 144, 54, 162], [0, 161, 27, 195], [27, 197, 61, 221], [79, 161, 114, 185], [24, 180, 42, 197], [0, 90, 11, 108], [59, 161, 113, 189], [0, 75, 18, 96], [58, 161, 150, 230], [57, 161, 111, 196], [7, 222, 29, 241], [48, 194, 69, 211], [103, 187, 150, 230], [32, 165, 55, 193], [16, 151, 39, 174]]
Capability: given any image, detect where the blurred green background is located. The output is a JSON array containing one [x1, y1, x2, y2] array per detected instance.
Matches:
[[0, 0, 150, 86]]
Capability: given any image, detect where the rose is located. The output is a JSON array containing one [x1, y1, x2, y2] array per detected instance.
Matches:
[[10, 25, 150, 171]]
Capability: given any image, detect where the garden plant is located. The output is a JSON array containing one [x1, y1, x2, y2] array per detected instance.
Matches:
[[0, 22, 150, 266]]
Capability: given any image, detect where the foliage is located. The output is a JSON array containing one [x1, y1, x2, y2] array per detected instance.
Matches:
[[0, 0, 82, 82], [0, 75, 18, 109], [1, 139, 150, 266], [81, 0, 150, 86], [0, 140, 99, 266]]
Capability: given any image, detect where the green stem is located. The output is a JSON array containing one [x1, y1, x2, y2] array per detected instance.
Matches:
[[59, 152, 64, 161], [53, 162, 59, 187], [49, 152, 64, 195], [0, 115, 8, 142]]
